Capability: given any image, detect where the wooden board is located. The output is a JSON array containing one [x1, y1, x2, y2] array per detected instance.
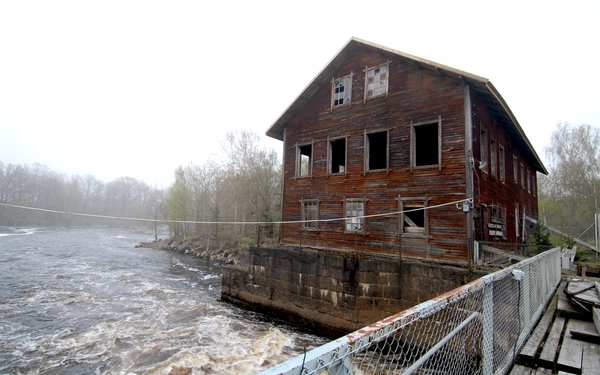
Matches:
[[510, 364, 533, 375], [594, 307, 600, 335], [557, 320, 586, 373], [582, 341, 600, 375], [539, 316, 565, 367], [519, 294, 557, 365], [533, 368, 552, 375], [558, 288, 589, 320]]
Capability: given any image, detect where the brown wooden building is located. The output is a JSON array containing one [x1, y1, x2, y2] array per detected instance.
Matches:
[[267, 38, 547, 265]]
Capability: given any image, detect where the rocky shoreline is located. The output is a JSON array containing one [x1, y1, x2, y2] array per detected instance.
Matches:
[[136, 236, 243, 265]]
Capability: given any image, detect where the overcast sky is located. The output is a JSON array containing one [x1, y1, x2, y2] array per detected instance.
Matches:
[[1, 1, 598, 187]]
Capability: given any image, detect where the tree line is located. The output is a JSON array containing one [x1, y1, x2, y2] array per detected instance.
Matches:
[[0, 162, 162, 228], [539, 123, 600, 246]]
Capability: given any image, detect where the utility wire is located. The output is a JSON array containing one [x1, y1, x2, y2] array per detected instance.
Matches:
[[0, 198, 472, 226]]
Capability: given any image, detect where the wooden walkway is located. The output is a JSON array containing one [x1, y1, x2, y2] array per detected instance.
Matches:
[[510, 280, 600, 375]]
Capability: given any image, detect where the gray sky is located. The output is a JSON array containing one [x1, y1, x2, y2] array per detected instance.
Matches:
[[1, 1, 598, 187]]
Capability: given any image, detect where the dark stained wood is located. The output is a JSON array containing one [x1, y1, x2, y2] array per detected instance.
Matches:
[[275, 43, 541, 263], [539, 316, 565, 367]]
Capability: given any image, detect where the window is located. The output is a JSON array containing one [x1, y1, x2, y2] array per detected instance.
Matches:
[[365, 130, 388, 171], [364, 63, 388, 100], [489, 205, 506, 238], [332, 75, 352, 108], [532, 173, 537, 196], [480, 124, 488, 172], [400, 200, 427, 235], [411, 120, 441, 168], [296, 144, 312, 177], [345, 199, 365, 232], [520, 163, 525, 189], [490, 138, 497, 177], [499, 145, 505, 183], [513, 154, 519, 184], [515, 203, 520, 238], [328, 137, 346, 175], [301, 200, 319, 229], [527, 169, 531, 193]]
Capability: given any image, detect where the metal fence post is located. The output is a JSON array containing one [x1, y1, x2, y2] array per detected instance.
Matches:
[[515, 267, 530, 348], [482, 276, 494, 375]]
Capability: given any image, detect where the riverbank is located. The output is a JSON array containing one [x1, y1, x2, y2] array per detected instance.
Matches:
[[136, 236, 243, 265]]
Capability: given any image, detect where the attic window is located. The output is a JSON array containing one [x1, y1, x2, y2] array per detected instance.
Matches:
[[296, 144, 312, 177], [411, 120, 441, 168], [332, 75, 352, 108], [365, 63, 388, 100], [365, 130, 388, 171], [329, 137, 346, 174]]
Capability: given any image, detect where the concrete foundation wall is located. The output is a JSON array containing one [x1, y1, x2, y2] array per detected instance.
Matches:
[[221, 246, 482, 334]]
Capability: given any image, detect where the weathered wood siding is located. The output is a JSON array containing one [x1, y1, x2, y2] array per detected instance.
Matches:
[[471, 91, 539, 244], [279, 44, 469, 263]]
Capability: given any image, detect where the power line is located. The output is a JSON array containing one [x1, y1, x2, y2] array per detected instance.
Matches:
[[0, 198, 472, 225]]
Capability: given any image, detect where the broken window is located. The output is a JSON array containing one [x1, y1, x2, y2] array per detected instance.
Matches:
[[296, 144, 312, 177], [345, 200, 365, 232], [366, 131, 388, 171], [329, 138, 346, 174], [332, 75, 352, 108], [513, 154, 519, 184], [401, 201, 426, 234], [301, 200, 319, 229], [480, 124, 488, 172], [499, 145, 505, 182], [490, 138, 497, 177], [412, 121, 440, 167], [365, 63, 388, 99]]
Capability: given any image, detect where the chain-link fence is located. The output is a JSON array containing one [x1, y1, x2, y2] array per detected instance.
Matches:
[[259, 247, 561, 375]]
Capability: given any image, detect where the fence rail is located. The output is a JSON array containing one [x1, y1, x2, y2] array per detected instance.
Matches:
[[260, 247, 561, 375]]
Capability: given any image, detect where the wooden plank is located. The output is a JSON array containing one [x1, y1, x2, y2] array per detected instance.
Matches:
[[539, 316, 566, 367], [582, 341, 600, 375], [534, 368, 552, 375], [557, 320, 585, 373], [510, 364, 533, 375], [519, 293, 558, 365], [594, 307, 600, 335], [558, 288, 589, 320]]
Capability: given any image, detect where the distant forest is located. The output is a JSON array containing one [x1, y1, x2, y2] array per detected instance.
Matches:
[[1, 125, 598, 247]]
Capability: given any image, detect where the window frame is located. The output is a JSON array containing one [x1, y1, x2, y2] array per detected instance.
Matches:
[[520, 162, 526, 189], [479, 123, 489, 173], [331, 73, 353, 110], [363, 62, 390, 102], [327, 135, 348, 176], [515, 203, 520, 238], [513, 154, 519, 184], [344, 198, 366, 233], [490, 137, 497, 178], [295, 142, 313, 178], [364, 128, 390, 173], [300, 199, 319, 230], [410, 117, 442, 170], [398, 196, 430, 238], [527, 169, 531, 193], [499, 144, 505, 183]]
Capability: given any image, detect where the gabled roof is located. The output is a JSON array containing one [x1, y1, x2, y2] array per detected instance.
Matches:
[[267, 37, 547, 174]]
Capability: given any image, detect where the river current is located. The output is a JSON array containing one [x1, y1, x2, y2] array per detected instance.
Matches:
[[0, 228, 326, 375]]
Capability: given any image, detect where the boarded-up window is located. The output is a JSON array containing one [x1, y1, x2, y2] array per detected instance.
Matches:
[[365, 64, 388, 99], [490, 138, 497, 177], [301, 200, 319, 229], [499, 145, 505, 182], [513, 154, 519, 184], [480, 124, 488, 172], [332, 75, 352, 108], [296, 144, 312, 177], [489, 205, 506, 238], [402, 201, 426, 234], [345, 200, 365, 232], [412, 121, 440, 167], [365, 131, 388, 171], [329, 138, 346, 174]]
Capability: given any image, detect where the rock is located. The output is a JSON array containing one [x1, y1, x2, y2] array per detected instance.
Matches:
[[168, 367, 191, 375]]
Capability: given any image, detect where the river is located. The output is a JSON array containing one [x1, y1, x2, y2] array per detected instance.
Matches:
[[0, 227, 326, 375]]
